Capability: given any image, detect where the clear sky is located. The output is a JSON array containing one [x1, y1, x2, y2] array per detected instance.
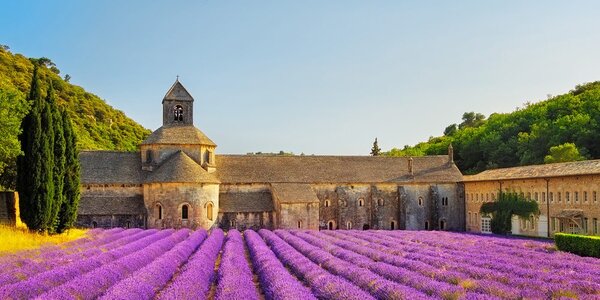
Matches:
[[2, 1, 600, 155]]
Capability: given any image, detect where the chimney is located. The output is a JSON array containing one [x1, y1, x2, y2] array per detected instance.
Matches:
[[448, 143, 454, 163], [408, 157, 414, 175]]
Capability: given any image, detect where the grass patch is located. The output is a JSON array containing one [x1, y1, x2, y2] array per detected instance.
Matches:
[[0, 225, 87, 255]]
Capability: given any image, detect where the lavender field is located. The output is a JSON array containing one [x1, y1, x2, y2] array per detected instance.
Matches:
[[0, 228, 599, 300]]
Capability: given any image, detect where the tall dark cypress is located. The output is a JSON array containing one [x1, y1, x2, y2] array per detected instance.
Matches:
[[48, 82, 65, 233], [57, 108, 80, 233], [17, 66, 55, 231]]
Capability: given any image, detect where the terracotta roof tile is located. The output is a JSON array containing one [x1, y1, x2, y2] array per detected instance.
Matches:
[[271, 183, 319, 203], [80, 151, 145, 184], [146, 151, 220, 184], [141, 125, 216, 146], [463, 159, 600, 182], [219, 190, 274, 212]]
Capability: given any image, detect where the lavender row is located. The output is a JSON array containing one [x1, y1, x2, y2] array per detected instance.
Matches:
[[0, 229, 167, 299], [157, 229, 224, 299], [0, 228, 136, 286], [259, 229, 374, 300], [215, 229, 259, 300], [99, 229, 207, 300], [244, 230, 316, 300], [281, 230, 443, 299], [335, 230, 599, 298], [39, 229, 191, 299]]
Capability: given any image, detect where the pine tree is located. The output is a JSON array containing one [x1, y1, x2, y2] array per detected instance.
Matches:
[[48, 82, 65, 233], [370, 137, 381, 156], [57, 108, 80, 233], [17, 66, 55, 231]]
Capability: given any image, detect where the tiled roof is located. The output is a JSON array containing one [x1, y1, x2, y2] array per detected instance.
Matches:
[[163, 80, 193, 102], [215, 155, 461, 184], [79, 151, 145, 184], [78, 196, 145, 215], [146, 151, 220, 184], [271, 183, 319, 203], [463, 159, 600, 182], [141, 125, 216, 146], [219, 190, 274, 212]]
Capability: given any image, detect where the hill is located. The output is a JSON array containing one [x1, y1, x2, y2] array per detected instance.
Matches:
[[384, 82, 600, 174], [0, 45, 151, 189]]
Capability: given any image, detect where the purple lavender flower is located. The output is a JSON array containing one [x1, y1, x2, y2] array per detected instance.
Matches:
[[215, 229, 260, 300]]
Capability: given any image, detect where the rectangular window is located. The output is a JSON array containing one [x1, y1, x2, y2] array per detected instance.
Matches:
[[542, 192, 546, 203], [481, 217, 492, 233], [558, 192, 562, 203], [575, 192, 579, 203], [583, 218, 588, 234], [534, 192, 539, 202], [594, 218, 598, 234], [527, 192, 531, 200], [529, 215, 535, 230], [476, 194, 479, 202], [468, 212, 472, 225], [584, 191, 588, 203], [594, 191, 598, 203], [549, 192, 554, 203], [566, 192, 570, 203], [466, 194, 469, 202], [551, 217, 556, 231]]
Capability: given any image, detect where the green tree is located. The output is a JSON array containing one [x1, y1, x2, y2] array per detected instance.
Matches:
[[480, 191, 539, 235], [544, 143, 585, 164], [458, 112, 486, 129], [0, 87, 29, 190], [444, 124, 457, 136], [57, 108, 80, 233], [17, 66, 55, 231], [48, 83, 66, 233], [370, 138, 381, 156]]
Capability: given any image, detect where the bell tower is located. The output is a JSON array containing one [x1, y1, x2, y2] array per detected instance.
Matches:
[[162, 78, 193, 126]]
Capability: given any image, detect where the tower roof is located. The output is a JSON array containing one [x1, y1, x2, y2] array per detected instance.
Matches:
[[141, 125, 216, 146], [146, 150, 220, 184], [163, 79, 194, 103]]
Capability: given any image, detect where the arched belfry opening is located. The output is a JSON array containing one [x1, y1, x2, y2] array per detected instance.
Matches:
[[174, 105, 184, 122]]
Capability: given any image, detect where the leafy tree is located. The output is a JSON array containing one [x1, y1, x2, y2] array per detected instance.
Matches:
[[480, 191, 539, 235], [0, 87, 29, 190], [17, 66, 55, 232], [370, 138, 381, 156], [544, 143, 585, 164], [444, 124, 457, 136], [459, 112, 486, 129], [64, 74, 71, 82], [57, 108, 80, 233]]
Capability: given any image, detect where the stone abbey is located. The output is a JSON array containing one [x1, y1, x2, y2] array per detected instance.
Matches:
[[76, 80, 465, 231]]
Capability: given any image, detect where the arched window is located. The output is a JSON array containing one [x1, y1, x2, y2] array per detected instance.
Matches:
[[378, 198, 384, 206], [206, 202, 214, 221], [439, 219, 446, 230], [125, 221, 131, 228], [297, 220, 302, 229], [146, 150, 152, 163], [390, 221, 396, 230], [230, 219, 236, 228], [358, 198, 364, 207], [173, 105, 184, 122], [346, 221, 352, 230], [156, 204, 163, 220], [418, 197, 423, 206], [92, 221, 98, 228], [328, 221, 335, 230], [182, 204, 189, 220], [424, 221, 429, 230], [325, 200, 330, 207]]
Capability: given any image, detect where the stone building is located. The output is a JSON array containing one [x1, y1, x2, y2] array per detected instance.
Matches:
[[77, 80, 465, 231], [464, 160, 600, 237]]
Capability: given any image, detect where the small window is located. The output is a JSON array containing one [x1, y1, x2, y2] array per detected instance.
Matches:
[[481, 217, 492, 233], [584, 191, 588, 203], [125, 221, 131, 229], [390, 221, 396, 230], [593, 218, 598, 234], [346, 221, 352, 230], [206, 202, 214, 221], [297, 220, 302, 229], [358, 199, 364, 207], [378, 198, 384, 206], [230, 219, 236, 227], [549, 192, 554, 203], [468, 212, 472, 225], [594, 191, 597, 203], [575, 192, 579, 203], [486, 194, 489, 201], [534, 192, 538, 202], [566, 192, 570, 203], [182, 205, 189, 220], [418, 197, 423, 206], [92, 221, 98, 228], [328, 221, 335, 230], [146, 150, 152, 163], [583, 218, 588, 234], [425, 221, 430, 230], [156, 204, 163, 220], [541, 192, 545, 203], [174, 105, 184, 122], [558, 192, 562, 203], [529, 215, 535, 230], [527, 192, 531, 200], [325, 200, 330, 207]]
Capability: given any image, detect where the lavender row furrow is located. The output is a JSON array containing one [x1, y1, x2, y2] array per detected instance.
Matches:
[[288, 230, 454, 299], [244, 230, 316, 300], [215, 229, 259, 300], [156, 229, 224, 299], [99, 229, 207, 300], [259, 229, 374, 300], [0, 229, 167, 299], [0, 228, 138, 286], [39, 229, 191, 300]]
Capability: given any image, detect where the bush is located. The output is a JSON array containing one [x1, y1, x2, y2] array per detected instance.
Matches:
[[554, 233, 600, 258]]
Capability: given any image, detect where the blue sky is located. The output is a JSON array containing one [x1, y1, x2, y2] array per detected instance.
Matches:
[[2, 1, 600, 154]]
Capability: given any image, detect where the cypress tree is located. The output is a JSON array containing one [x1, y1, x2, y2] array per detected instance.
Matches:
[[48, 82, 65, 233], [370, 138, 381, 156], [17, 66, 55, 231], [57, 108, 80, 233]]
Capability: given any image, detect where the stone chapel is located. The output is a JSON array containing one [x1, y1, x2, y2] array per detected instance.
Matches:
[[77, 80, 465, 231]]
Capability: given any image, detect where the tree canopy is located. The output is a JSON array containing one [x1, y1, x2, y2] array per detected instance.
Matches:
[[384, 81, 600, 174]]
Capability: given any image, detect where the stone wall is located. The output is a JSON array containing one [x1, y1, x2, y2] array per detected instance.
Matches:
[[144, 182, 219, 230], [218, 211, 274, 231], [278, 202, 319, 230], [77, 214, 145, 229], [465, 175, 600, 237], [0, 192, 17, 226]]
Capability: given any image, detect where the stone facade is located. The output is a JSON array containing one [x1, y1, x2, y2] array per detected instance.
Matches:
[[0, 192, 17, 226], [76, 80, 465, 232], [464, 161, 600, 237]]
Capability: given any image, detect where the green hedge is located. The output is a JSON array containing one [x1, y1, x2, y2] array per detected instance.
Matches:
[[554, 233, 600, 258]]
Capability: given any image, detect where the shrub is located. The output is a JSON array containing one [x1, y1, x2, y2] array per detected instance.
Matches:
[[554, 233, 600, 258]]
